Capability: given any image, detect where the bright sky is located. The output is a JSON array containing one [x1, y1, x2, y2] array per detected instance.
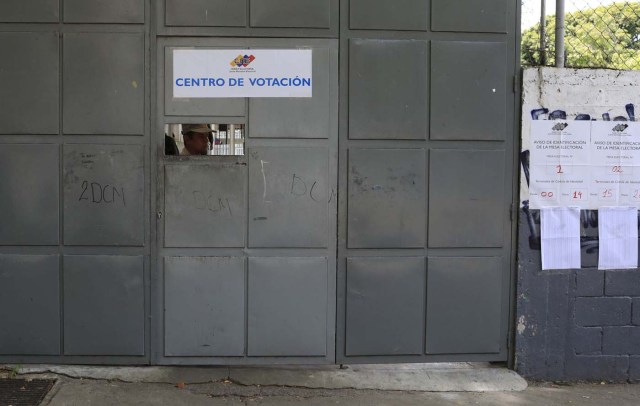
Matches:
[[521, 0, 636, 29]]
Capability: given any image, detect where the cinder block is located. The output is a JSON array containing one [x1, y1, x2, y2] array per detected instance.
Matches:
[[571, 327, 602, 355], [631, 356, 640, 382], [634, 299, 640, 326], [575, 297, 631, 327], [603, 327, 640, 355], [546, 272, 571, 380], [565, 355, 629, 382], [605, 270, 640, 296], [576, 269, 604, 297]]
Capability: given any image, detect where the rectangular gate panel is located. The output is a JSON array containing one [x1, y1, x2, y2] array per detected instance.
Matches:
[[426, 257, 503, 354], [429, 149, 506, 248], [0, 145, 59, 245], [345, 257, 425, 356], [248, 257, 328, 356], [164, 164, 246, 248], [165, 0, 246, 27], [349, 39, 428, 140], [164, 47, 246, 117], [0, 255, 60, 355], [63, 255, 145, 356], [248, 147, 329, 248], [431, 0, 508, 33], [349, 0, 428, 31], [250, 0, 331, 28], [430, 41, 507, 141], [348, 149, 426, 248], [249, 48, 332, 139], [0, 0, 59, 22], [63, 145, 145, 246], [63, 33, 145, 135], [0, 32, 59, 134], [64, 0, 145, 24], [164, 257, 245, 356]]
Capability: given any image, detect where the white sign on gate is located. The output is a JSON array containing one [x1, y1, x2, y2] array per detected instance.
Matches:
[[173, 49, 312, 98]]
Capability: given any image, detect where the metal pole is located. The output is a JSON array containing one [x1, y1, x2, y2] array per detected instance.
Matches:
[[540, 0, 546, 65], [555, 0, 566, 67]]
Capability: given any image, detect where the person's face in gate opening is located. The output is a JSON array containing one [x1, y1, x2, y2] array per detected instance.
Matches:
[[183, 131, 209, 155]]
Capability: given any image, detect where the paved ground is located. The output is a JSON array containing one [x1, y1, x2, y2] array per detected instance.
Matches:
[[1, 364, 639, 405], [39, 378, 640, 406]]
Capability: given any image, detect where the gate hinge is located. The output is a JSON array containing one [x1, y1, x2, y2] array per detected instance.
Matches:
[[510, 204, 516, 222], [512, 75, 519, 93]]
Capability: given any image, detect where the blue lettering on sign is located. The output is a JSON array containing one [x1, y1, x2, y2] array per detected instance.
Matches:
[[175, 78, 227, 87], [176, 77, 311, 88], [247, 77, 312, 87]]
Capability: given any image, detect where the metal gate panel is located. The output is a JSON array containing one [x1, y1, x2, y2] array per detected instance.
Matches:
[[250, 0, 331, 28], [0, 255, 60, 355], [248, 147, 329, 248], [347, 148, 426, 248], [338, 0, 519, 363], [348, 39, 428, 140], [64, 0, 145, 24], [431, 0, 508, 33], [164, 257, 246, 356], [0, 0, 59, 23], [349, 0, 429, 31], [0, 32, 59, 134], [155, 37, 338, 365], [247, 257, 328, 356], [430, 41, 507, 141], [63, 145, 145, 246], [0, 145, 59, 245], [63, 255, 145, 356], [428, 149, 506, 248], [0, 0, 151, 366], [164, 164, 246, 248], [63, 32, 145, 135], [165, 0, 247, 27], [163, 62, 246, 117], [249, 48, 331, 139], [345, 257, 426, 356], [426, 257, 503, 354]]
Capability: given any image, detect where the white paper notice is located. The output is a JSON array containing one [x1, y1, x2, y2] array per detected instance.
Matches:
[[530, 121, 591, 209], [598, 207, 638, 270], [540, 207, 581, 270], [173, 49, 312, 98], [590, 122, 640, 207]]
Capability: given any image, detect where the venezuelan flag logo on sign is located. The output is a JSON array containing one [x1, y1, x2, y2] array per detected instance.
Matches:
[[230, 54, 256, 68]]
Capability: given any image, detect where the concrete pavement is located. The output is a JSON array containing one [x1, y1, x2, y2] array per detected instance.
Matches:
[[1, 363, 639, 405]]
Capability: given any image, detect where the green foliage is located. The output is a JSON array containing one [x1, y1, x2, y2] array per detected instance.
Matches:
[[522, 2, 640, 69]]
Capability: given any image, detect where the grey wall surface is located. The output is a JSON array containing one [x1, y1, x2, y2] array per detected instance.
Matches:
[[516, 70, 640, 382], [516, 214, 640, 382]]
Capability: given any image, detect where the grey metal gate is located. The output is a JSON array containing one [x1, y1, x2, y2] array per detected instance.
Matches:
[[337, 0, 519, 363], [154, 34, 339, 364], [0, 0, 519, 366]]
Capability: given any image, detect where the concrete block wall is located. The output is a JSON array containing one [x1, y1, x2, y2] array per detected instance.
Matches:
[[516, 68, 640, 382], [516, 222, 640, 382]]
